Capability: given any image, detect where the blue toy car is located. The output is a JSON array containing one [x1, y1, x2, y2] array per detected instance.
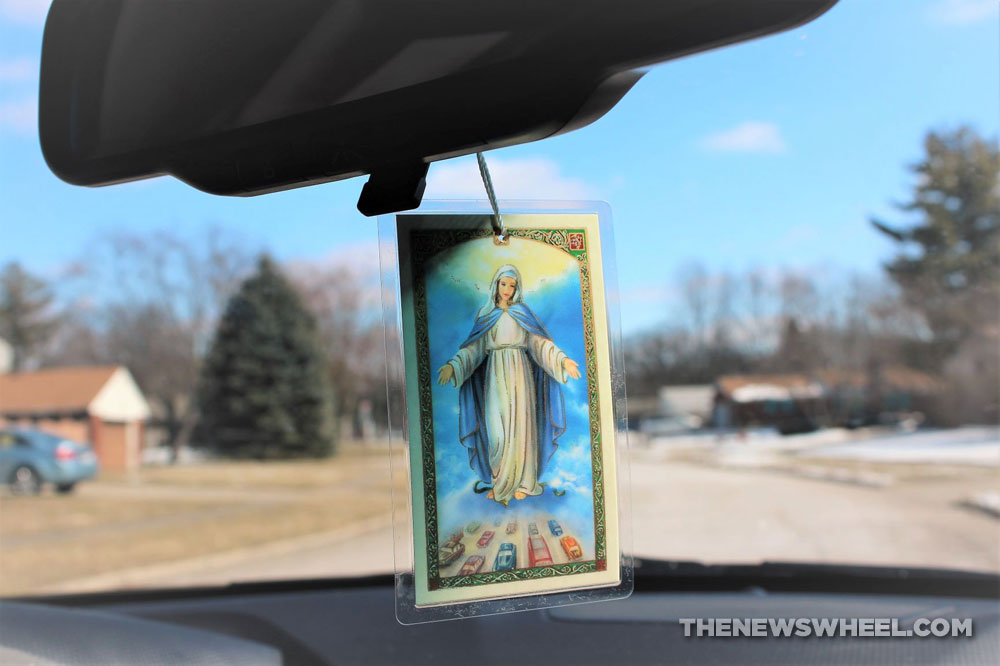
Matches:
[[548, 519, 563, 536], [0, 428, 99, 494], [493, 542, 517, 572]]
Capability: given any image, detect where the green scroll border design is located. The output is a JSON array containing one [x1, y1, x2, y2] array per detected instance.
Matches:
[[410, 226, 606, 590]]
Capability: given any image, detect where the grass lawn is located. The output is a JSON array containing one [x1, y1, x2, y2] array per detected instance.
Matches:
[[0, 446, 404, 596]]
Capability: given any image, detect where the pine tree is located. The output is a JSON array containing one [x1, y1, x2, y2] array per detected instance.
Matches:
[[197, 256, 336, 458], [871, 126, 999, 365]]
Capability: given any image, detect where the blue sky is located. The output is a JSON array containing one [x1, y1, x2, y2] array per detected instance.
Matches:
[[1, 0, 997, 332]]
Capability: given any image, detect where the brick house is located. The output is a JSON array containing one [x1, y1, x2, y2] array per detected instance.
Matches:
[[0, 366, 151, 471]]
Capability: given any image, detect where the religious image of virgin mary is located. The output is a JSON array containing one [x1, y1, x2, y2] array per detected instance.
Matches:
[[437, 264, 582, 505]]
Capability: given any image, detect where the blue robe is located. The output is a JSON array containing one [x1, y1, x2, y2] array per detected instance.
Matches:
[[456, 303, 567, 488]]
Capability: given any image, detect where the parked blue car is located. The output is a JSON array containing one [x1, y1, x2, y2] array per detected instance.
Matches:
[[493, 542, 516, 572], [0, 428, 99, 494]]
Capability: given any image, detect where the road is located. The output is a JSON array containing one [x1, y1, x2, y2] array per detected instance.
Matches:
[[57, 455, 999, 591]]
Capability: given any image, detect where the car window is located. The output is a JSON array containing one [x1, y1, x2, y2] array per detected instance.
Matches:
[[0, 0, 997, 598]]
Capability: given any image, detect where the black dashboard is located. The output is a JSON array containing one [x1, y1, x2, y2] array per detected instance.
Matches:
[[4, 562, 998, 666]]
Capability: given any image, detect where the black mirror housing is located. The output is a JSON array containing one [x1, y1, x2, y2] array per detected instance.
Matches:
[[39, 0, 837, 213]]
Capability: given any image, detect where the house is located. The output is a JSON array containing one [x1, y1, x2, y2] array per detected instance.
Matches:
[[633, 385, 715, 436], [658, 385, 715, 424], [817, 365, 943, 426], [713, 374, 826, 434], [0, 366, 152, 471], [713, 366, 943, 433]]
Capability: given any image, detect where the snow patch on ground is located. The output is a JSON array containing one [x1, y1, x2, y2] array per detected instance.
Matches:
[[646, 426, 999, 467], [804, 427, 1000, 467], [961, 492, 1000, 518]]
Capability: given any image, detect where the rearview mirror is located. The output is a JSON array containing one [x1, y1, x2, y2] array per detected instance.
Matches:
[[39, 0, 836, 213]]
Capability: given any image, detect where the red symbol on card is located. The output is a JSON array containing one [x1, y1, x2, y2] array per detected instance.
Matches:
[[568, 233, 585, 251]]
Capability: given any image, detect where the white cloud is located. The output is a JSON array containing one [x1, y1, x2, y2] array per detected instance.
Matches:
[[425, 155, 596, 200], [0, 96, 37, 134], [548, 468, 588, 494], [928, 0, 998, 25], [775, 224, 821, 250], [701, 121, 787, 154], [285, 239, 383, 313], [319, 239, 381, 275], [287, 239, 381, 281], [559, 437, 592, 463], [0, 57, 37, 83], [1, 0, 51, 25]]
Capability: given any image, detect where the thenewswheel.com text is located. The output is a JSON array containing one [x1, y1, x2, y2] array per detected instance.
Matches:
[[679, 618, 973, 638]]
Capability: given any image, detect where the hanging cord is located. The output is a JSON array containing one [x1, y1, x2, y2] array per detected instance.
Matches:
[[476, 152, 507, 244]]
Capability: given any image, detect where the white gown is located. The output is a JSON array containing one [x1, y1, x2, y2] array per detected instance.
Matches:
[[447, 309, 568, 504]]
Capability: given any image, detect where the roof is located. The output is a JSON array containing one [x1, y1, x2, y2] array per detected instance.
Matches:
[[0, 366, 120, 415], [716, 375, 825, 403], [817, 366, 943, 394]]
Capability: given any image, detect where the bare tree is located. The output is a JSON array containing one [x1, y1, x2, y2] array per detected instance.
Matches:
[[54, 228, 255, 457], [289, 250, 387, 438], [0, 262, 59, 371], [627, 264, 921, 397], [677, 262, 711, 350]]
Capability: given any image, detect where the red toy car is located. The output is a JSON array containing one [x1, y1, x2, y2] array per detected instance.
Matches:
[[528, 535, 553, 567], [477, 530, 495, 548]]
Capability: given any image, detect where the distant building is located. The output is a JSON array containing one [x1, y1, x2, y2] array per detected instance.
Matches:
[[713, 366, 942, 433], [625, 395, 661, 429], [658, 385, 715, 423], [818, 366, 943, 427], [0, 366, 151, 471], [713, 374, 825, 434], [634, 385, 713, 436]]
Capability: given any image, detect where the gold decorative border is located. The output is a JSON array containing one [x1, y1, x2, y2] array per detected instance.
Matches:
[[409, 226, 606, 590]]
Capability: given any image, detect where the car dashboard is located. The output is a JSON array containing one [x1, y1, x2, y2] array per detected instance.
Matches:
[[3, 563, 998, 665]]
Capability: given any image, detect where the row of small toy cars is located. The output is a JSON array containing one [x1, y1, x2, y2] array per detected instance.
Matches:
[[439, 517, 583, 575]]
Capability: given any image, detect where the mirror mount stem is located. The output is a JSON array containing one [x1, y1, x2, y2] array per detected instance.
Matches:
[[356, 162, 429, 216]]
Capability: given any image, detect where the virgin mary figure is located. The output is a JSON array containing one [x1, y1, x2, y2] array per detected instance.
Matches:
[[437, 264, 581, 505]]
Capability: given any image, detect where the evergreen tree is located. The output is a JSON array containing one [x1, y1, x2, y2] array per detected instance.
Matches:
[[0, 262, 58, 372], [872, 126, 999, 365], [197, 256, 336, 458]]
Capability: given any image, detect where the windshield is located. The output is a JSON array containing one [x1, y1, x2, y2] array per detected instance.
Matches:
[[1, 0, 997, 597]]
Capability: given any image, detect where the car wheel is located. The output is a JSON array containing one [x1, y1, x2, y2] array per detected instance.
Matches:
[[55, 483, 76, 494], [10, 466, 42, 495]]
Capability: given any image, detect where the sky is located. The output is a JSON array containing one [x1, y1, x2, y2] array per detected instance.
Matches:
[[1, 0, 997, 332]]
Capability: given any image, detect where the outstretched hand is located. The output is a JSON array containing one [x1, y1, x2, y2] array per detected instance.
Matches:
[[563, 358, 582, 380], [437, 364, 454, 385]]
